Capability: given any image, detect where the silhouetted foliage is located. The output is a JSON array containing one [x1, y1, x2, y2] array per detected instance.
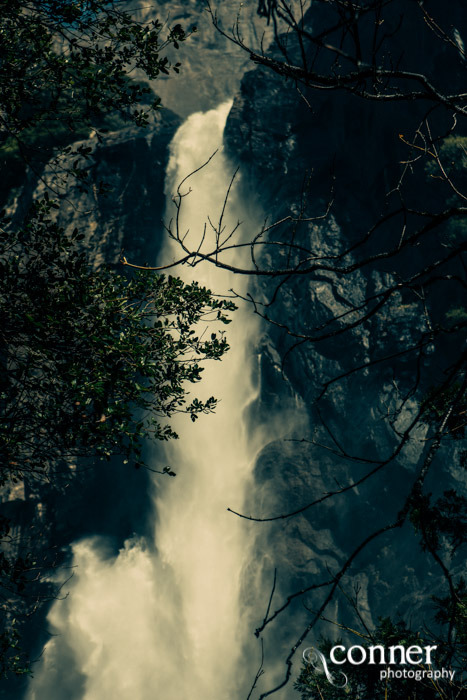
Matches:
[[0, 0, 210, 680], [0, 198, 235, 487]]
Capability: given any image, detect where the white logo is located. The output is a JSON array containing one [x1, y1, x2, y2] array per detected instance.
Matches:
[[302, 643, 455, 686], [302, 647, 348, 688]]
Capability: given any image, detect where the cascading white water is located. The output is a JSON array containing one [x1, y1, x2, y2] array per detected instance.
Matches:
[[26, 103, 264, 700], [147, 101, 265, 699]]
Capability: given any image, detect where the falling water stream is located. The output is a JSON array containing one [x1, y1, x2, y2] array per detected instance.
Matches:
[[26, 103, 266, 700]]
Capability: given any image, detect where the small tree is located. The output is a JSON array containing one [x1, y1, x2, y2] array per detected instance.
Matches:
[[0, 0, 191, 195], [0, 198, 235, 487], [0, 0, 207, 680]]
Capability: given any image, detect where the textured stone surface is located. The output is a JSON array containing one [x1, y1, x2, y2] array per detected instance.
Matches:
[[222, 1, 467, 674], [135, 0, 273, 117]]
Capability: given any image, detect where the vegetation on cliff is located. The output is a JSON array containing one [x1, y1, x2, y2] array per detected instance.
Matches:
[[0, 0, 232, 681]]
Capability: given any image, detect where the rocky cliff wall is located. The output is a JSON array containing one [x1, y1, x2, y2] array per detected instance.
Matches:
[[134, 0, 272, 118], [223, 0, 467, 676]]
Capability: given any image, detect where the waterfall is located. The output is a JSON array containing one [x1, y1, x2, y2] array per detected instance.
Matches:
[[26, 103, 264, 700]]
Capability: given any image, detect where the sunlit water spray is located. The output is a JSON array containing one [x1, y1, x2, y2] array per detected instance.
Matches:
[[27, 103, 266, 700]]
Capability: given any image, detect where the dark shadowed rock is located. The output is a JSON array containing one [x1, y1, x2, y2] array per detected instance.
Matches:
[[223, 0, 467, 671]]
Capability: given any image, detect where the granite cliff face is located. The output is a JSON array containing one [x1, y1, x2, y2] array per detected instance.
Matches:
[[9, 111, 181, 263], [223, 0, 467, 669], [134, 0, 271, 118]]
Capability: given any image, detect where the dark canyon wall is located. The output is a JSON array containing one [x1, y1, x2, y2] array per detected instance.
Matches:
[[223, 0, 467, 677]]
